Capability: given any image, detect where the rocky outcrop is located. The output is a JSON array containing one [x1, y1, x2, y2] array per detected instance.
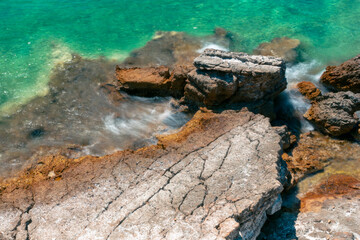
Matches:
[[320, 54, 360, 93], [261, 174, 360, 239], [0, 109, 287, 240], [296, 81, 322, 100], [253, 37, 301, 63], [304, 91, 360, 136], [115, 65, 192, 98], [282, 131, 360, 187], [183, 49, 287, 115]]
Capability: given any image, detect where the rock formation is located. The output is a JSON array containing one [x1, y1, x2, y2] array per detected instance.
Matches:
[[0, 109, 287, 240], [320, 54, 360, 93], [253, 37, 301, 63], [296, 81, 322, 100], [261, 174, 360, 239], [282, 131, 360, 187], [115, 65, 192, 98], [183, 49, 287, 116], [304, 91, 360, 136]]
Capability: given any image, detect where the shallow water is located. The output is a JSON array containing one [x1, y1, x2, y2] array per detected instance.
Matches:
[[1, 0, 360, 111]]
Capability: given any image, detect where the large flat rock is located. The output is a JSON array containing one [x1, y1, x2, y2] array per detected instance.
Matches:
[[0, 110, 286, 240]]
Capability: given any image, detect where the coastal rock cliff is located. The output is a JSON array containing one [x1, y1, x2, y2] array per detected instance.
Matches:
[[0, 110, 286, 240], [184, 49, 287, 114]]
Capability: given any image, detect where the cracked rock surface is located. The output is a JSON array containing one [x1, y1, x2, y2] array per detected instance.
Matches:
[[0, 110, 286, 240]]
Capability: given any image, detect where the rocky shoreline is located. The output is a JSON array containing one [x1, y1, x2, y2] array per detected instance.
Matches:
[[1, 31, 360, 239]]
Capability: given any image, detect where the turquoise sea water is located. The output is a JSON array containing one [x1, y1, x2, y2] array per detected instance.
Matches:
[[1, 0, 360, 112]]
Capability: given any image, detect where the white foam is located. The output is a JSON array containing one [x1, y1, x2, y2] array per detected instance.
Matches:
[[197, 43, 229, 53]]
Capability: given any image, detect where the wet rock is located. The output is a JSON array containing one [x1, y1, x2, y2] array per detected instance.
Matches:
[[282, 131, 360, 187], [294, 175, 360, 239], [0, 110, 286, 240], [28, 127, 45, 139], [320, 54, 360, 93], [300, 174, 360, 212], [98, 83, 125, 105], [253, 37, 301, 62], [296, 81, 322, 100], [304, 91, 360, 136], [115, 65, 192, 98], [122, 31, 202, 67], [184, 49, 287, 115]]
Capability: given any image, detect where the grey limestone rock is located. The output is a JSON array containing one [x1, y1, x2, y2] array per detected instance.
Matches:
[[0, 110, 286, 240], [304, 91, 360, 136], [184, 49, 287, 113]]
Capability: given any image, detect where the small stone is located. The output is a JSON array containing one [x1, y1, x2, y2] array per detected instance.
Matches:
[[48, 171, 56, 178]]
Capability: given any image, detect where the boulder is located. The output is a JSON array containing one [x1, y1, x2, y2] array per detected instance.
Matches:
[[320, 54, 360, 93], [304, 91, 360, 136], [0, 110, 287, 240], [184, 49, 287, 115], [253, 37, 301, 62], [296, 81, 322, 100], [115, 65, 192, 98]]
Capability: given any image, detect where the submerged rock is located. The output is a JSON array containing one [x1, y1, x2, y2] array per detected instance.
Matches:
[[296, 81, 322, 100], [304, 91, 360, 136], [320, 54, 360, 93], [0, 109, 287, 240], [184, 49, 287, 116], [122, 31, 202, 67], [253, 37, 301, 62]]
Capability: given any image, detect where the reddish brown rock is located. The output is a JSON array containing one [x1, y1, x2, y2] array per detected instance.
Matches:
[[283, 131, 360, 187], [253, 37, 301, 62], [320, 54, 360, 93], [300, 174, 360, 212], [115, 65, 192, 98], [296, 81, 322, 100]]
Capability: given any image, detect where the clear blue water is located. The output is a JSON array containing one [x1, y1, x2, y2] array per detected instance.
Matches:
[[1, 0, 360, 112]]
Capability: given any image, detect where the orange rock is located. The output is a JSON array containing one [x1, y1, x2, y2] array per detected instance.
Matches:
[[300, 174, 360, 212], [115, 65, 191, 98], [296, 81, 322, 100], [283, 131, 360, 187], [115, 66, 172, 97]]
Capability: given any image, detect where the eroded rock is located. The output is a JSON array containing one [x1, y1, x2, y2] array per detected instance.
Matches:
[[115, 65, 192, 98], [184, 49, 287, 115], [320, 54, 360, 93], [0, 110, 286, 240], [282, 131, 360, 187], [253, 37, 301, 62], [304, 91, 360, 136], [296, 81, 322, 100]]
